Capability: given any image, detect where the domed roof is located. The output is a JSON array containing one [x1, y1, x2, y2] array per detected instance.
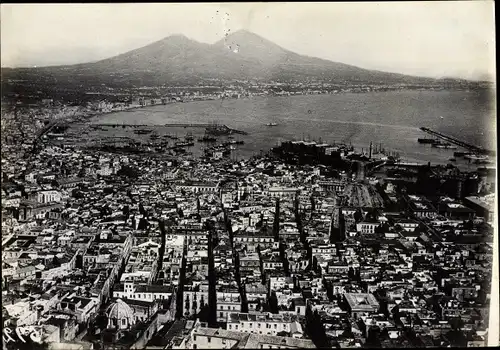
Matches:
[[106, 299, 134, 324]]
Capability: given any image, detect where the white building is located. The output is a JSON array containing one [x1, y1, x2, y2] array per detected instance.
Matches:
[[37, 190, 62, 204], [113, 281, 174, 302], [226, 312, 304, 338]]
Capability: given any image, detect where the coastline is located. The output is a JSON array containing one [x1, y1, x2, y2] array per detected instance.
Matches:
[[55, 89, 495, 170], [85, 87, 485, 124]]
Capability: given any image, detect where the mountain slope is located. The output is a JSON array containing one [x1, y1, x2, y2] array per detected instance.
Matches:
[[2, 30, 446, 90]]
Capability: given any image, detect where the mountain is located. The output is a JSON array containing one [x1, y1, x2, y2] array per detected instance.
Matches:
[[2, 30, 473, 96]]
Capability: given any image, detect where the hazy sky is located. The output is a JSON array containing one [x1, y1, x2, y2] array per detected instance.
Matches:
[[1, 2, 495, 80]]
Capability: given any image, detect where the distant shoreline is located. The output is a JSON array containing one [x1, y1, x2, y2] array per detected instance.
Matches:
[[87, 87, 489, 124]]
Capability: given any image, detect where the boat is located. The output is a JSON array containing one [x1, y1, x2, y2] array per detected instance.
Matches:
[[174, 147, 187, 154], [266, 122, 278, 126], [474, 159, 493, 165], [465, 154, 488, 161], [454, 151, 471, 157], [418, 138, 437, 144], [432, 141, 456, 149], [175, 141, 194, 147], [198, 135, 217, 143], [134, 129, 153, 135], [150, 132, 159, 139], [449, 158, 457, 162], [185, 132, 194, 141], [235, 140, 244, 145]]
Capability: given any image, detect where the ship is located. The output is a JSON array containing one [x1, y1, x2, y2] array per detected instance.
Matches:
[[417, 138, 437, 144], [175, 141, 195, 147], [474, 159, 493, 165], [185, 132, 194, 142], [198, 135, 217, 143], [449, 158, 457, 162], [465, 154, 489, 161], [134, 129, 153, 135], [432, 141, 457, 149], [454, 151, 471, 157], [266, 122, 278, 126]]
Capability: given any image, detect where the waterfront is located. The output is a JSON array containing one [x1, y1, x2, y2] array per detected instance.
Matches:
[[87, 89, 496, 166]]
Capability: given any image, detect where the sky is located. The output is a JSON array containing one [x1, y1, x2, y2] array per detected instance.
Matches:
[[0, 2, 496, 80]]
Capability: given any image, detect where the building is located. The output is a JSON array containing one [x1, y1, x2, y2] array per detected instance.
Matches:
[[173, 321, 315, 349], [318, 181, 345, 194], [226, 312, 304, 338], [266, 187, 299, 199], [356, 221, 380, 234], [113, 281, 174, 302], [217, 291, 241, 323], [176, 181, 219, 194], [464, 195, 495, 222], [405, 195, 438, 219], [344, 293, 380, 318], [438, 202, 476, 220], [395, 219, 419, 232], [184, 285, 209, 317]]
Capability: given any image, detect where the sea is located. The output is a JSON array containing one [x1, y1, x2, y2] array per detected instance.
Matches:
[[87, 89, 496, 168]]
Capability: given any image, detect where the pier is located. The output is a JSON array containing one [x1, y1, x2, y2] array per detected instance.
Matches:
[[420, 127, 493, 155], [93, 123, 213, 128], [90, 123, 248, 135]]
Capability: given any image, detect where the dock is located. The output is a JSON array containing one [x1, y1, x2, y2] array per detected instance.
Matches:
[[90, 123, 248, 135], [420, 127, 493, 155]]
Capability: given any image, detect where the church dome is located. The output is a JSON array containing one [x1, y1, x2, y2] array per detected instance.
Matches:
[[106, 299, 135, 329]]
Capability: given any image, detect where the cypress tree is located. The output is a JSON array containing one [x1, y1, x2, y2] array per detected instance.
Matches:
[[273, 198, 280, 242]]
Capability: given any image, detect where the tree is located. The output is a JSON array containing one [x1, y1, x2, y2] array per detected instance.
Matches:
[[122, 205, 130, 219], [269, 291, 279, 314], [139, 203, 146, 216], [305, 306, 329, 348], [273, 198, 280, 242], [52, 256, 61, 268], [197, 304, 210, 323], [366, 326, 382, 348], [117, 165, 139, 179], [137, 218, 149, 230], [354, 208, 363, 223]]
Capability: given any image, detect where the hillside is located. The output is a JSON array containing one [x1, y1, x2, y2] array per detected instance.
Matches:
[[2, 30, 478, 101]]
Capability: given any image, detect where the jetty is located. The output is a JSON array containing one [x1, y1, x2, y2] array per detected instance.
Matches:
[[420, 127, 493, 155], [89, 123, 248, 135]]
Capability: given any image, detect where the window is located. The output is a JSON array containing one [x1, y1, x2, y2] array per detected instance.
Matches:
[[193, 335, 197, 341], [122, 318, 127, 326], [229, 325, 232, 329], [207, 337, 211, 343], [250, 323, 253, 328], [220, 312, 224, 317], [258, 323, 261, 328], [274, 324, 277, 329]]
